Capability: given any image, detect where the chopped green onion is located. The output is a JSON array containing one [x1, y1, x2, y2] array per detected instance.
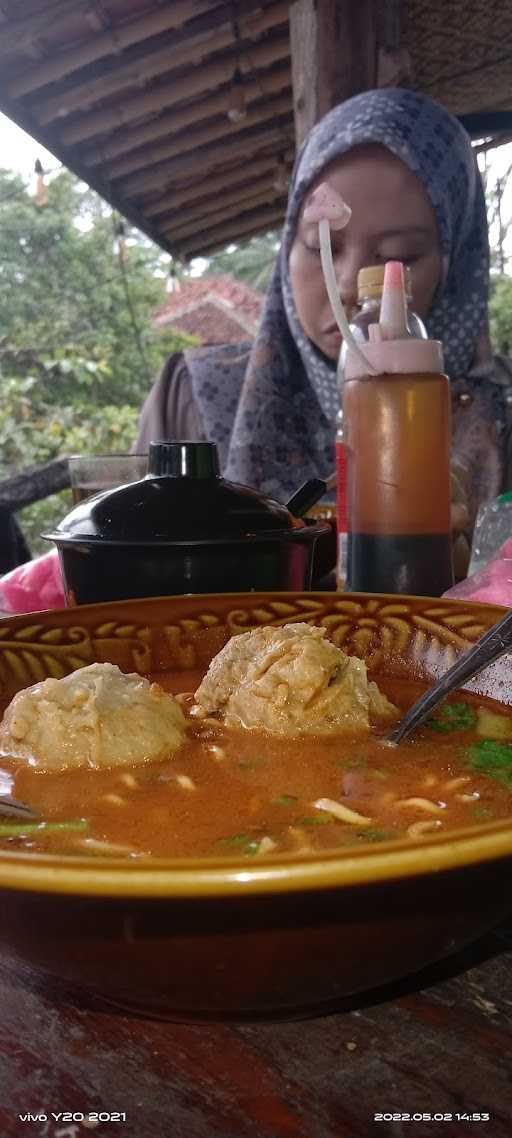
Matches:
[[0, 820, 88, 838], [463, 739, 512, 787], [341, 755, 367, 769], [272, 794, 298, 807], [428, 702, 476, 733], [215, 832, 270, 856], [216, 832, 254, 846], [355, 828, 391, 842], [300, 815, 331, 826], [472, 805, 494, 820]]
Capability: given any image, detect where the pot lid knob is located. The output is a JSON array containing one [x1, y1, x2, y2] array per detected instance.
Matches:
[[148, 441, 220, 478]]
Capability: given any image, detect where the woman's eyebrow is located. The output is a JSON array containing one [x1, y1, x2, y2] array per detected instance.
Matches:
[[372, 225, 432, 239]]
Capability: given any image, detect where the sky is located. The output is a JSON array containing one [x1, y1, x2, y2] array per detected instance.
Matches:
[[1, 110, 511, 268]]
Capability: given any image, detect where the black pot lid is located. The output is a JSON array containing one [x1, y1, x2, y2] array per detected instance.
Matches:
[[47, 442, 306, 545]]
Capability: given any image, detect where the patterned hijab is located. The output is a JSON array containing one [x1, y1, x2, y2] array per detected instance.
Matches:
[[186, 88, 490, 500]]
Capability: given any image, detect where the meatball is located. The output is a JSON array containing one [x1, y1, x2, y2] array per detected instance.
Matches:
[[0, 662, 186, 771], [195, 623, 396, 735]]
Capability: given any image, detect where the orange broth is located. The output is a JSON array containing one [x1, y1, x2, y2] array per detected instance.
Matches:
[[1, 673, 512, 859]]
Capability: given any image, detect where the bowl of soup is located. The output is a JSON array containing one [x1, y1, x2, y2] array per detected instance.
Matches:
[[0, 591, 510, 1022]]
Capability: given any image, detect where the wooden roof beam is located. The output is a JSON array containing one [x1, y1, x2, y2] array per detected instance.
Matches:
[[59, 30, 290, 146], [122, 120, 293, 197], [144, 151, 294, 217], [34, 2, 289, 126], [157, 169, 290, 229], [83, 60, 291, 168], [165, 186, 287, 242], [0, 0, 76, 62], [106, 90, 292, 182], [7, 0, 217, 96], [177, 206, 285, 259], [290, 0, 378, 146]]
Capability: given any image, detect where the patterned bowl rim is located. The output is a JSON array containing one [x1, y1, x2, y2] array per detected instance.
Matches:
[[0, 591, 510, 898]]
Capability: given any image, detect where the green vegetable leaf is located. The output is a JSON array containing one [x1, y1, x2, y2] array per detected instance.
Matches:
[[355, 828, 392, 842], [300, 815, 331, 826], [272, 795, 298, 807], [216, 832, 253, 846], [238, 756, 266, 770], [215, 832, 272, 856], [342, 755, 367, 769], [428, 702, 476, 733], [463, 739, 512, 787], [472, 805, 494, 820]]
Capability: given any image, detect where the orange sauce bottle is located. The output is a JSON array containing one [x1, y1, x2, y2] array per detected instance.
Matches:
[[342, 262, 454, 596]]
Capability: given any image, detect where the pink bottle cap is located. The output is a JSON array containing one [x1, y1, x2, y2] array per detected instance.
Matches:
[[345, 259, 444, 377]]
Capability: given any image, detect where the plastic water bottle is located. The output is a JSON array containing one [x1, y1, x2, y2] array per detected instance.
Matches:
[[468, 491, 512, 575], [343, 264, 427, 353]]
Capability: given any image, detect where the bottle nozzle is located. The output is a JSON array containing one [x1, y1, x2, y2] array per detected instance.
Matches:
[[379, 261, 408, 341]]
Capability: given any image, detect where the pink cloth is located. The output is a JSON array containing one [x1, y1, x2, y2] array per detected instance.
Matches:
[[443, 539, 512, 606], [0, 548, 66, 614], [2, 542, 512, 616]]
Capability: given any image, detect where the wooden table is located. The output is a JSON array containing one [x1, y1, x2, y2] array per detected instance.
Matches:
[[0, 919, 511, 1138]]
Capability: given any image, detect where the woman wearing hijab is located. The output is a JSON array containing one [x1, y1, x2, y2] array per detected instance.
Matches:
[[135, 88, 512, 572]]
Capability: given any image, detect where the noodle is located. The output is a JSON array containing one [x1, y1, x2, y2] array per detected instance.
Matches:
[[208, 745, 226, 760], [314, 798, 373, 825], [398, 797, 445, 814], [175, 774, 196, 791], [407, 820, 443, 838], [443, 776, 471, 792], [118, 773, 138, 789], [257, 836, 277, 855], [101, 793, 127, 807]]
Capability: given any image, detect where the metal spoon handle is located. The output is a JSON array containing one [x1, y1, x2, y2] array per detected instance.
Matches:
[[387, 607, 512, 745], [0, 795, 39, 819]]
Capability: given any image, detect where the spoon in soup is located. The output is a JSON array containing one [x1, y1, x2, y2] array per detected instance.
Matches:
[[387, 607, 512, 745], [0, 796, 38, 820]]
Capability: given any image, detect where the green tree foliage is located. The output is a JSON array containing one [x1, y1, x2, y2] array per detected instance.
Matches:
[[0, 168, 193, 403], [203, 230, 279, 292], [489, 274, 512, 356], [0, 168, 196, 554]]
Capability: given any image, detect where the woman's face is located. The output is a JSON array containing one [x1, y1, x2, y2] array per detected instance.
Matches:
[[289, 144, 443, 360]]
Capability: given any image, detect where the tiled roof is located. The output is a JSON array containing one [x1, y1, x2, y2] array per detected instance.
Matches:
[[153, 273, 264, 344]]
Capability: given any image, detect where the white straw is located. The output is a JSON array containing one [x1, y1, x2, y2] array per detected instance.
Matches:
[[318, 218, 379, 375]]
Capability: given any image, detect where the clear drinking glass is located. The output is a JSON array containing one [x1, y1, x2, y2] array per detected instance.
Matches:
[[68, 454, 148, 505]]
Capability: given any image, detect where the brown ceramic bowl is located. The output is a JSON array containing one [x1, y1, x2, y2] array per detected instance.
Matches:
[[0, 592, 511, 1022]]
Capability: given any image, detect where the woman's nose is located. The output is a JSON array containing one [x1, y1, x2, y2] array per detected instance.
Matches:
[[333, 257, 359, 313]]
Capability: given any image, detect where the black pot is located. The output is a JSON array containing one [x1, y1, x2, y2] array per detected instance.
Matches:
[[44, 442, 331, 605]]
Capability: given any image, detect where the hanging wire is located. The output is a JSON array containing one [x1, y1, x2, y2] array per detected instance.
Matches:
[[110, 211, 152, 382], [97, 126, 156, 385], [113, 214, 128, 262]]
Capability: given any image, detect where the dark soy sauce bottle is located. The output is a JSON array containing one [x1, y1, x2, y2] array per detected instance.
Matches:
[[343, 261, 454, 597]]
